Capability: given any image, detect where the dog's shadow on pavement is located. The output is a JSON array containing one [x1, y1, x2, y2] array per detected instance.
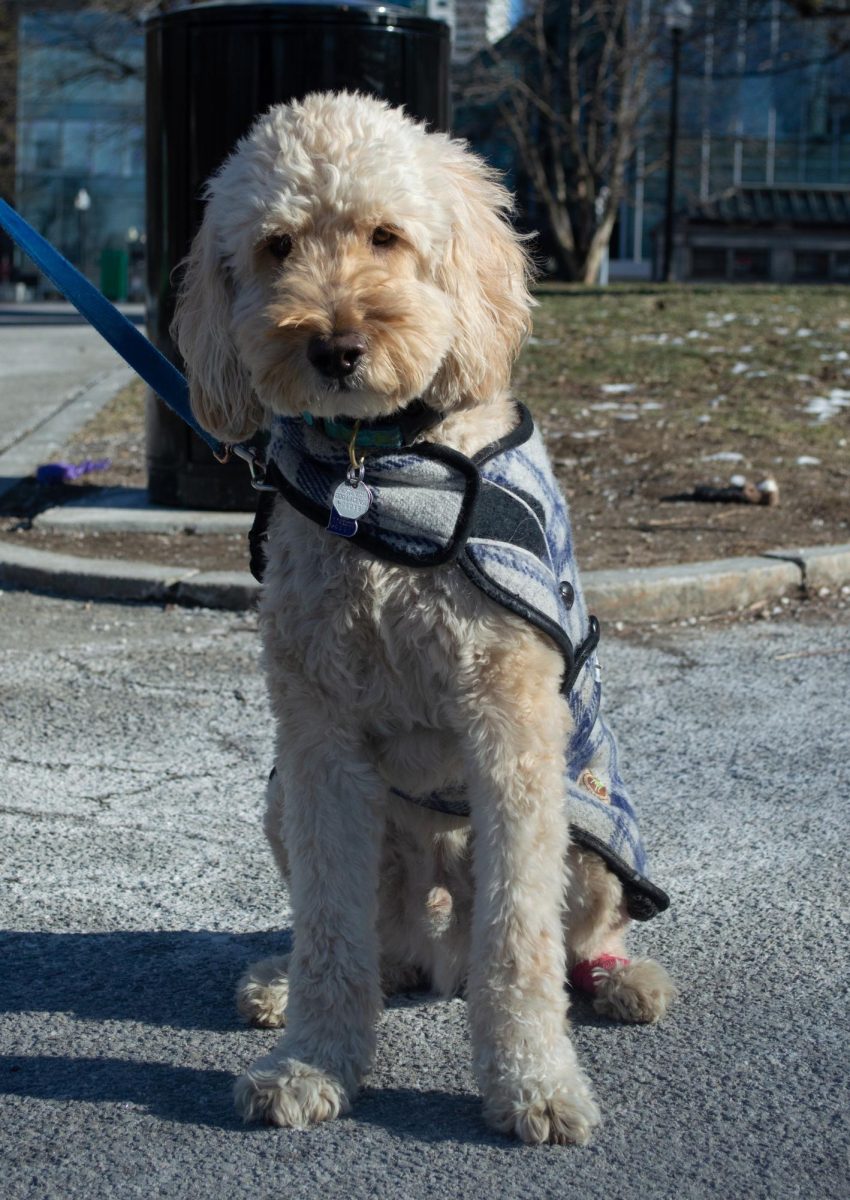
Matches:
[[0, 1054, 505, 1141], [0, 928, 616, 1136], [0, 1053, 244, 1129], [0, 928, 292, 1033]]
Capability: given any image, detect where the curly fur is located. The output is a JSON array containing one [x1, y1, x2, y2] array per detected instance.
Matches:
[[172, 91, 673, 1145]]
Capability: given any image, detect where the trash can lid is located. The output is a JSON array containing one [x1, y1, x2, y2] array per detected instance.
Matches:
[[145, 0, 445, 30]]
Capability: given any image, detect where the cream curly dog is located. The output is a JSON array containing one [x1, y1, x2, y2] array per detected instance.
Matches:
[[173, 91, 674, 1145]]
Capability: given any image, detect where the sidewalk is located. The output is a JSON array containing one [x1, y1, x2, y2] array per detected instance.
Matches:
[[0, 302, 140, 497]]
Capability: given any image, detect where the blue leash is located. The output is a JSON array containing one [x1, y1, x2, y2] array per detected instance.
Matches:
[[0, 199, 261, 474]]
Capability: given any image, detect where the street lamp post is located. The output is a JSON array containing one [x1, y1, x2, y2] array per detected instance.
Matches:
[[662, 0, 692, 282], [74, 187, 92, 280]]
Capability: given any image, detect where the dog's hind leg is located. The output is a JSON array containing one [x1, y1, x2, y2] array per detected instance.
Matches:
[[564, 847, 675, 1024], [235, 769, 291, 1028], [234, 693, 387, 1129], [460, 630, 601, 1146]]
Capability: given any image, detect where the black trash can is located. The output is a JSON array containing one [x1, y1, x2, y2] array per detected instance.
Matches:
[[144, 0, 450, 509]]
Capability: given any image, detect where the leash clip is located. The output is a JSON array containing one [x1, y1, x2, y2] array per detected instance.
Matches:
[[231, 444, 278, 492]]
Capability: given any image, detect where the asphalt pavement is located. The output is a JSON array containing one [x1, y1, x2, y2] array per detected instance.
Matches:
[[1, 591, 847, 1200]]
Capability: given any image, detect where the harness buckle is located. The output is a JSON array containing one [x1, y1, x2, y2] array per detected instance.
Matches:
[[231, 444, 278, 492]]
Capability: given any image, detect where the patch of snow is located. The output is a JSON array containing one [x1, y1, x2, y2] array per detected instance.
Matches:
[[686, 330, 709, 339], [796, 456, 821, 466], [730, 362, 749, 375], [641, 401, 664, 410], [697, 414, 711, 424], [600, 383, 636, 394], [795, 328, 813, 338], [819, 350, 849, 362], [613, 411, 639, 421], [729, 474, 747, 487], [803, 389, 850, 421], [702, 451, 745, 462], [569, 430, 604, 440]]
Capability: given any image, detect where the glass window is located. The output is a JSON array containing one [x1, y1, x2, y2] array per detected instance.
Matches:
[[62, 122, 93, 172], [691, 246, 728, 279], [833, 251, 850, 281], [731, 248, 770, 280], [22, 120, 61, 172], [794, 250, 829, 281]]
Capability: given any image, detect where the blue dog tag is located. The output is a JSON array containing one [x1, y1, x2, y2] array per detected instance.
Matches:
[[327, 507, 359, 537]]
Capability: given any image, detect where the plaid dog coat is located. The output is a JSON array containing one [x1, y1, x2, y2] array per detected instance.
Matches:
[[255, 403, 669, 920]]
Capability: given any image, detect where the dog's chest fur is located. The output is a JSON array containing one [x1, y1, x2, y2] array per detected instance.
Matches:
[[259, 502, 524, 796]]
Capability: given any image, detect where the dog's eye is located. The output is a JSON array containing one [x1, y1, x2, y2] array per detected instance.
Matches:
[[267, 234, 293, 261], [371, 227, 396, 247]]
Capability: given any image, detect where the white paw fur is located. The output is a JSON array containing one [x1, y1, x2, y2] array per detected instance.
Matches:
[[591, 957, 676, 1024], [234, 1053, 349, 1128], [236, 954, 290, 1028]]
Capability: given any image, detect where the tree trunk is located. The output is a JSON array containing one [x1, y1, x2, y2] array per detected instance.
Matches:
[[580, 210, 618, 284]]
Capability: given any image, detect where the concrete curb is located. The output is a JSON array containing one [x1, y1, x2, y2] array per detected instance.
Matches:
[[0, 543, 259, 611], [2, 538, 849, 619], [584, 554, 803, 623]]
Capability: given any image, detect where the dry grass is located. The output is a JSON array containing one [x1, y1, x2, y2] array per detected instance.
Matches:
[[23, 283, 850, 572]]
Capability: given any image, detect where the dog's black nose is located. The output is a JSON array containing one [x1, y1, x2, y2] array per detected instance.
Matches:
[[307, 333, 366, 379]]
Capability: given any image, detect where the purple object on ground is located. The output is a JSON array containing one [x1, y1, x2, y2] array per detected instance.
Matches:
[[35, 458, 111, 484]]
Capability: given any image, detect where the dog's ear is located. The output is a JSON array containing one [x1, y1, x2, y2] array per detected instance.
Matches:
[[170, 213, 264, 443], [432, 146, 535, 407]]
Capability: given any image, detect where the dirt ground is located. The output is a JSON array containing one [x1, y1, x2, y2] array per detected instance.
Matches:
[[2, 284, 848, 572]]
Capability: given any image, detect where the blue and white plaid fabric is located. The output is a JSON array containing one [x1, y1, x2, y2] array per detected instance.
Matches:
[[267, 405, 669, 919]]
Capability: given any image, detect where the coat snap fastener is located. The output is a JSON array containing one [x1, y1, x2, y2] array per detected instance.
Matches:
[[559, 580, 575, 608]]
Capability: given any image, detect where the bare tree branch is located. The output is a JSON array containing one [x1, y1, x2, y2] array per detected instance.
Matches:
[[466, 0, 659, 282]]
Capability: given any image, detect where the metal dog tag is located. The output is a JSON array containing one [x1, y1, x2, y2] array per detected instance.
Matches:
[[327, 507, 358, 538], [331, 479, 373, 520], [327, 471, 373, 538]]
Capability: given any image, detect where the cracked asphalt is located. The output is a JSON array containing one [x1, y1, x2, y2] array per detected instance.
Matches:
[[1, 590, 848, 1199]]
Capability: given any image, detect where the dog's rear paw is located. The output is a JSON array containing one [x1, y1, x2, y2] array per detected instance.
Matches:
[[234, 1054, 349, 1128], [236, 954, 290, 1028], [592, 957, 676, 1024], [484, 1075, 601, 1145]]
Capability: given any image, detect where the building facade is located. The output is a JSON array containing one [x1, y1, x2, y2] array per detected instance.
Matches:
[[622, 0, 850, 278], [456, 0, 850, 281], [14, 8, 144, 296]]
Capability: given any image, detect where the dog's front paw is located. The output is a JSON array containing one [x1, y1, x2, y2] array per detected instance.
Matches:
[[483, 1068, 601, 1146], [592, 957, 676, 1024], [236, 954, 290, 1028], [234, 1054, 349, 1128]]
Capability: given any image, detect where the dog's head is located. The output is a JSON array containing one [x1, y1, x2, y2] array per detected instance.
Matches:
[[171, 91, 534, 443]]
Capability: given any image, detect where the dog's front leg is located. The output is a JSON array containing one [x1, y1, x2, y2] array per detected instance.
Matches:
[[461, 632, 601, 1145], [234, 718, 385, 1128]]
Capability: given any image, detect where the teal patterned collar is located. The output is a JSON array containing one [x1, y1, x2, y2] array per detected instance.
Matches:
[[301, 399, 443, 449]]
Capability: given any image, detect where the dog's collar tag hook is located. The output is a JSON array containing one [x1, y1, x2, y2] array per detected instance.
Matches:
[[327, 423, 373, 538]]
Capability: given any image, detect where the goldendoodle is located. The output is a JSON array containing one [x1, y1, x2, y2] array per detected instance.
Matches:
[[173, 90, 674, 1145]]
